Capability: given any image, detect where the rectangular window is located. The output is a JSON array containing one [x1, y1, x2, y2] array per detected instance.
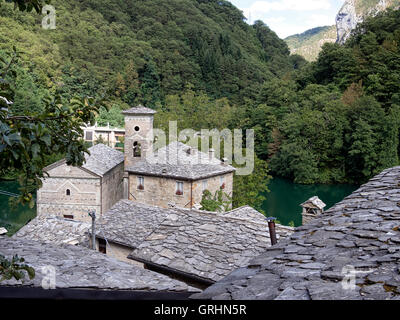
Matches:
[[220, 176, 225, 189], [138, 176, 144, 190], [176, 181, 184, 196], [98, 239, 107, 254], [63, 215, 74, 220], [85, 131, 93, 141], [202, 180, 208, 192]]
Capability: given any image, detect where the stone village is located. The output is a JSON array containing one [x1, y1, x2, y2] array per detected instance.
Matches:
[[0, 106, 400, 299]]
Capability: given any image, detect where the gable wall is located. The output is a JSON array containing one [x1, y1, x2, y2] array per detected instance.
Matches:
[[37, 164, 101, 222]]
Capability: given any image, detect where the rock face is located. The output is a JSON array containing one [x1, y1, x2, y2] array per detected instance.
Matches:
[[336, 0, 400, 44]]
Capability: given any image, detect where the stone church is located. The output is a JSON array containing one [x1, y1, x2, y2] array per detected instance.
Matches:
[[37, 105, 235, 222]]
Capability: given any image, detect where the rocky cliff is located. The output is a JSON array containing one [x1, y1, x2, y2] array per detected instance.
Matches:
[[336, 0, 400, 44]]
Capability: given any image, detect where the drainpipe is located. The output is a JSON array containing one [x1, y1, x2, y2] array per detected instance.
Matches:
[[267, 217, 277, 246], [88, 210, 96, 250]]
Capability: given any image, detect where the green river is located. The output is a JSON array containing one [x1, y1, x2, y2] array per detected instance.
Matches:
[[261, 177, 359, 227], [0, 178, 358, 235]]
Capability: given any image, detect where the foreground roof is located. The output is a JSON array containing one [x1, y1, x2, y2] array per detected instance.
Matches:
[[0, 237, 197, 294], [82, 143, 124, 176], [126, 141, 236, 180], [192, 166, 400, 300], [96, 200, 293, 283], [12, 216, 90, 247]]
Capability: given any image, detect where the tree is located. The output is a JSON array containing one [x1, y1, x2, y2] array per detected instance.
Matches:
[[200, 189, 232, 212], [233, 156, 271, 214]]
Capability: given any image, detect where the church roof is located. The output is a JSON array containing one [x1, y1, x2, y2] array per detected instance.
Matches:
[[12, 216, 90, 247], [122, 105, 157, 115], [126, 141, 235, 180], [0, 237, 198, 294], [94, 200, 294, 284], [81, 143, 124, 176], [192, 166, 400, 300]]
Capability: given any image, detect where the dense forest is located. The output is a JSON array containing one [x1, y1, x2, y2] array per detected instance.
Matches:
[[1, 0, 400, 189]]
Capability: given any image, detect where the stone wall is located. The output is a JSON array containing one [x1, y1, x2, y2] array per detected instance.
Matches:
[[129, 174, 193, 209], [128, 172, 234, 210], [37, 164, 101, 222], [191, 173, 234, 209], [100, 163, 124, 215], [95, 238, 143, 267], [124, 115, 154, 169]]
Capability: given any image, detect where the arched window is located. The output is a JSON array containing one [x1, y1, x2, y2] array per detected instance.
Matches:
[[66, 189, 71, 196], [133, 141, 142, 157]]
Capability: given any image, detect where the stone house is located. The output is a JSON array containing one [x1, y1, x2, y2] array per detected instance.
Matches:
[[92, 200, 294, 289], [122, 106, 236, 209], [37, 143, 124, 222]]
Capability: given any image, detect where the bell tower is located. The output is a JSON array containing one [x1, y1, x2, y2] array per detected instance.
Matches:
[[122, 105, 156, 169]]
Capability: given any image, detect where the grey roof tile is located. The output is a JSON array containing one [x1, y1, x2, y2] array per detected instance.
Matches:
[[192, 166, 400, 300], [122, 105, 157, 115], [126, 141, 235, 180], [12, 216, 90, 247], [82, 144, 124, 176], [0, 237, 198, 293], [95, 200, 293, 283]]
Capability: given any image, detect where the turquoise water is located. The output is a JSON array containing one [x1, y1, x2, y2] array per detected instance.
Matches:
[[261, 177, 359, 227], [0, 181, 36, 235]]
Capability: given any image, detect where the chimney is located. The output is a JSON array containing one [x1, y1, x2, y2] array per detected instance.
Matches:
[[267, 217, 277, 246], [209, 148, 215, 160]]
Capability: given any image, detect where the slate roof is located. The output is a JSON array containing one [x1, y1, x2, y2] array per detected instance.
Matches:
[[95, 200, 293, 283], [81, 143, 124, 176], [12, 216, 90, 247], [192, 166, 400, 300], [0, 237, 197, 293], [301, 196, 326, 210], [126, 141, 236, 180], [95, 201, 178, 248], [122, 105, 157, 115]]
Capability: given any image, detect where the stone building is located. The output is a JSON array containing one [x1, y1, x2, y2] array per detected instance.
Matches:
[[122, 106, 236, 209], [37, 143, 124, 222]]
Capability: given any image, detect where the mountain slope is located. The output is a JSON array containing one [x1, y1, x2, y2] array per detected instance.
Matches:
[[285, 26, 337, 61], [0, 0, 294, 105], [336, 0, 400, 44]]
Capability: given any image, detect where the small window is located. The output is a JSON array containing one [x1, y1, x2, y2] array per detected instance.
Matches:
[[176, 181, 184, 196], [220, 176, 225, 189], [98, 239, 107, 254], [134, 126, 140, 132], [138, 176, 144, 190], [202, 180, 208, 192], [85, 131, 93, 141], [133, 141, 142, 157], [63, 215, 74, 220], [66, 189, 71, 196]]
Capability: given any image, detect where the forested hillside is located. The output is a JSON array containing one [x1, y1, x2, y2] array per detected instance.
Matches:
[[266, 9, 400, 184], [0, 0, 297, 109]]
